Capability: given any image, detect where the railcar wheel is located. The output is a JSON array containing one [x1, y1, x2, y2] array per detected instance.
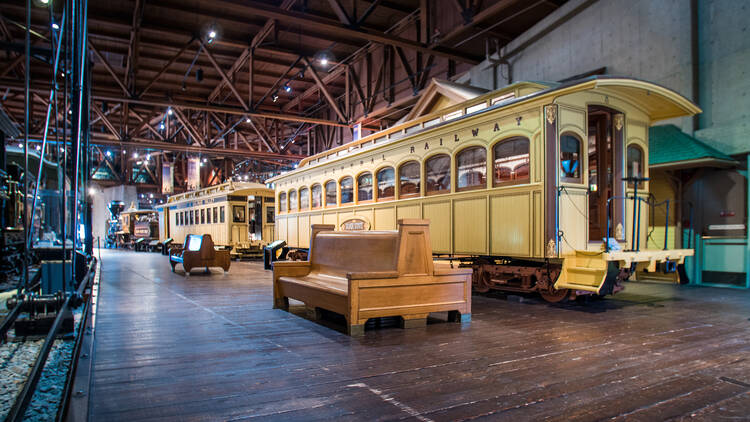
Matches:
[[540, 287, 570, 303]]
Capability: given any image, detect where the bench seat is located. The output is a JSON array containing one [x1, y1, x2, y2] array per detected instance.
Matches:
[[273, 219, 472, 336]]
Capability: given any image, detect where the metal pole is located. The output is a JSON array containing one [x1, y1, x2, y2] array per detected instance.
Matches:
[[21, 0, 30, 290], [27, 10, 66, 251], [630, 184, 638, 251], [61, 0, 71, 291], [72, 0, 88, 283], [663, 200, 670, 250]]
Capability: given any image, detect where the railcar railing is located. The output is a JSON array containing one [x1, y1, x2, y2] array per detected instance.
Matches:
[[605, 177, 694, 253]]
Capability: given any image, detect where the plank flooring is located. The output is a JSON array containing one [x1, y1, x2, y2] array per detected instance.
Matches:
[[89, 249, 750, 421]]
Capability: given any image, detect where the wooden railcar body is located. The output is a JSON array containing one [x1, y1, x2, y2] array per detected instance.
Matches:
[[117, 208, 158, 247], [269, 77, 700, 300], [157, 181, 275, 257]]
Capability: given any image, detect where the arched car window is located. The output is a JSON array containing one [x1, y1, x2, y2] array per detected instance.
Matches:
[[425, 154, 451, 195], [399, 161, 420, 198], [299, 187, 309, 210], [357, 172, 373, 201], [560, 133, 582, 183], [494, 137, 530, 186], [311, 184, 322, 208], [340, 177, 354, 204], [325, 180, 337, 206], [376, 167, 395, 200], [456, 146, 486, 191]]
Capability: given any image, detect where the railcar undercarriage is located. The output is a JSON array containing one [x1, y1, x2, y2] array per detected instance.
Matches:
[[450, 256, 632, 303]]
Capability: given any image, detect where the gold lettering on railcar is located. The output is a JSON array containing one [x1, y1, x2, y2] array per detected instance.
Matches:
[[340, 218, 370, 231]]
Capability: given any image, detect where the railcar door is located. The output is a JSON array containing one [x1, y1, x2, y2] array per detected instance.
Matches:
[[587, 106, 624, 243], [263, 196, 275, 243]]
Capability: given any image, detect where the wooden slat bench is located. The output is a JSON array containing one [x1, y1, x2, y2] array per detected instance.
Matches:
[[273, 219, 472, 336], [169, 234, 231, 274]]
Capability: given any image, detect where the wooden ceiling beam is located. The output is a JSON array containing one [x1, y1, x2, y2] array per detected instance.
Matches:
[[199, 38, 249, 110], [216, 0, 480, 64], [208, 0, 298, 103], [88, 40, 131, 96], [302, 57, 346, 123], [0, 79, 348, 127], [87, 134, 304, 161]]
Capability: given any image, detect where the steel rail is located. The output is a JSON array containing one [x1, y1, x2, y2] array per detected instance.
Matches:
[[56, 257, 99, 422], [4, 257, 96, 422], [0, 269, 42, 343]]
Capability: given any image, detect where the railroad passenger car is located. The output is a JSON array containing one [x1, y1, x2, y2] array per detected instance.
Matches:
[[268, 77, 700, 301], [157, 181, 275, 258], [116, 205, 158, 248]]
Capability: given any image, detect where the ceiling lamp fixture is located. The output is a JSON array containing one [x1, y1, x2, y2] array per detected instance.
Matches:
[[203, 22, 221, 44], [51, 21, 59, 30], [272, 94, 279, 102], [167, 107, 173, 116], [315, 49, 334, 68], [245, 117, 251, 123], [283, 84, 291, 93]]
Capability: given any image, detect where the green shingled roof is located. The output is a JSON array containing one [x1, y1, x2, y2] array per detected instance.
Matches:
[[649, 124, 736, 167]]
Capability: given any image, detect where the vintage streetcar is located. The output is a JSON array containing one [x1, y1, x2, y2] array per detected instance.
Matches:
[[116, 204, 159, 248], [268, 76, 700, 302], [157, 181, 276, 258]]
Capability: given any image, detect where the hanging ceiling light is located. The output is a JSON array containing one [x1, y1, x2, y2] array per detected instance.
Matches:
[[159, 122, 165, 130], [167, 107, 173, 116], [202, 22, 222, 44], [283, 84, 291, 93], [315, 49, 335, 68], [272, 94, 279, 102], [51, 21, 59, 30], [245, 117, 251, 123]]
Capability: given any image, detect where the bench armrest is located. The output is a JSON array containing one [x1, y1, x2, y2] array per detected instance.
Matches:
[[272, 261, 311, 277], [347, 271, 400, 280]]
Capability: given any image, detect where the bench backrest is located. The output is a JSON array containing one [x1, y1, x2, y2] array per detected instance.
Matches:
[[185, 234, 216, 260], [308, 219, 435, 278]]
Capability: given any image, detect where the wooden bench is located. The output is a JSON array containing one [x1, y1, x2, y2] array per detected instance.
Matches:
[[169, 234, 231, 274], [273, 219, 472, 336]]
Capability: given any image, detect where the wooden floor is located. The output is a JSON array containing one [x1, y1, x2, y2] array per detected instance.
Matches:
[[89, 249, 750, 421]]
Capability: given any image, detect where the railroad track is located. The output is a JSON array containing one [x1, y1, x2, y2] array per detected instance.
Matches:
[[0, 257, 98, 422]]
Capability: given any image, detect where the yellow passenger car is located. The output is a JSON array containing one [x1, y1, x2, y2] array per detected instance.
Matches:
[[268, 77, 700, 301], [157, 181, 275, 258]]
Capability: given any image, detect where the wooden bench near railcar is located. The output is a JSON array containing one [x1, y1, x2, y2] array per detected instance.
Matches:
[[272, 219, 472, 336]]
